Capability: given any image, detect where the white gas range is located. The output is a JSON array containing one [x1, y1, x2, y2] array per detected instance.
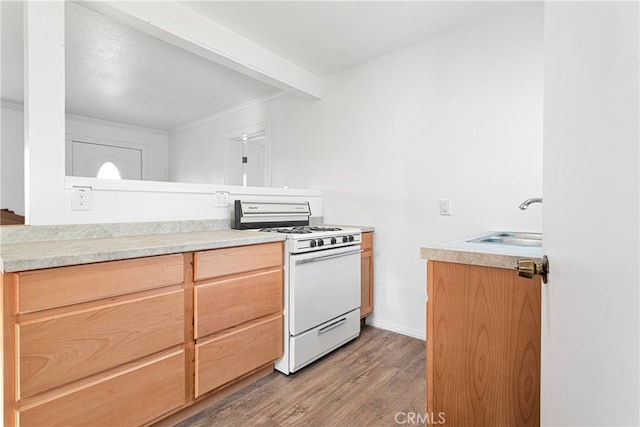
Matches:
[[233, 201, 362, 374]]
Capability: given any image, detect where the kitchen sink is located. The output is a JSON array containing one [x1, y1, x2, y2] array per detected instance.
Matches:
[[467, 231, 542, 247]]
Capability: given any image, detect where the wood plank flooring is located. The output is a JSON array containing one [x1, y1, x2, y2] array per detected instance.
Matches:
[[176, 325, 426, 427]]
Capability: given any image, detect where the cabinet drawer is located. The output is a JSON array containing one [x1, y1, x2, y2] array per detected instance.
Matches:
[[195, 315, 282, 397], [19, 350, 186, 427], [361, 232, 373, 251], [16, 254, 184, 313], [194, 242, 283, 281], [195, 269, 282, 338], [18, 290, 184, 398]]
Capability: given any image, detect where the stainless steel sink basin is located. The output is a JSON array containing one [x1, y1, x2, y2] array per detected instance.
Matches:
[[467, 231, 542, 247]]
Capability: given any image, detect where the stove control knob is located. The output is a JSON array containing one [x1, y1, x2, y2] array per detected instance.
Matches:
[[348, 235, 355, 242], [342, 236, 349, 243], [309, 240, 317, 248], [316, 238, 324, 247], [330, 237, 337, 244]]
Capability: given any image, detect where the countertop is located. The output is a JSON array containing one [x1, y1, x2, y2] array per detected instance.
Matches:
[[420, 231, 543, 270], [0, 222, 375, 273], [1, 229, 285, 273]]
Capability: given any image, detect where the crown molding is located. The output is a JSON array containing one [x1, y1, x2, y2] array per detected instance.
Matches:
[[169, 91, 285, 134], [1, 101, 168, 136]]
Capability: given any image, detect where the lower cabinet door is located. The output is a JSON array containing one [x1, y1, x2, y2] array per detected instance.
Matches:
[[195, 315, 282, 397], [19, 351, 186, 427]]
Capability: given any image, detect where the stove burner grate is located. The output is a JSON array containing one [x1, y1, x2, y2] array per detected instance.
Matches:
[[309, 226, 342, 232], [258, 226, 343, 234]]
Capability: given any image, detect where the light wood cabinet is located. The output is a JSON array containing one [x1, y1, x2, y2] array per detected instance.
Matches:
[[3, 241, 285, 426], [193, 242, 284, 398], [19, 289, 184, 398], [426, 261, 541, 426], [19, 350, 186, 427], [195, 314, 282, 397], [360, 232, 374, 318], [15, 254, 184, 313], [4, 254, 187, 426]]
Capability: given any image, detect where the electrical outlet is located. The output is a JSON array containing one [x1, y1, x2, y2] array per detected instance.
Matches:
[[439, 199, 451, 216], [71, 186, 92, 211], [214, 191, 230, 207]]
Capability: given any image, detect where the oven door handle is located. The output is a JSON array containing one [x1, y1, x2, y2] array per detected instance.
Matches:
[[294, 248, 362, 265]]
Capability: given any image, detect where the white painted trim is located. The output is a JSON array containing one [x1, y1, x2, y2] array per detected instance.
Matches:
[[2, 102, 168, 136], [65, 176, 216, 194], [366, 318, 426, 341], [65, 133, 150, 180], [169, 91, 285, 134], [0, 101, 24, 111], [225, 121, 270, 141], [64, 175, 322, 197], [65, 113, 168, 136], [225, 121, 272, 188]]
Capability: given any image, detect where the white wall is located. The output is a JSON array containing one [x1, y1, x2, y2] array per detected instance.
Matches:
[[23, 1, 67, 226], [168, 3, 544, 338], [1, 104, 25, 215], [1, 104, 170, 218], [542, 2, 639, 425], [1, 101, 318, 224]]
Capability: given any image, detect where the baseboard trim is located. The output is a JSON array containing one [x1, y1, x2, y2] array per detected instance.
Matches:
[[366, 318, 426, 341]]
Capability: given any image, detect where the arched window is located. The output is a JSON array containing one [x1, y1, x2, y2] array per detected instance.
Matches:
[[96, 162, 122, 179]]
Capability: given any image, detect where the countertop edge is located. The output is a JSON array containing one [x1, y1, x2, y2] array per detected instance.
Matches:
[[420, 247, 532, 270], [420, 231, 543, 270], [1, 232, 286, 273]]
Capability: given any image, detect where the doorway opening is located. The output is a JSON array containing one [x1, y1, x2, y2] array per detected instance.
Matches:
[[66, 136, 147, 180], [225, 122, 271, 187]]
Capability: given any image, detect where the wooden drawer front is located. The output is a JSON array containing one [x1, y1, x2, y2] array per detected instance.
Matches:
[[361, 232, 373, 251], [19, 351, 186, 427], [19, 290, 184, 398], [194, 242, 283, 281], [195, 268, 282, 338], [195, 315, 282, 397], [16, 254, 184, 313]]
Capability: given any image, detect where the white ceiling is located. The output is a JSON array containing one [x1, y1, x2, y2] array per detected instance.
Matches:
[[181, 1, 516, 76], [1, 1, 517, 131]]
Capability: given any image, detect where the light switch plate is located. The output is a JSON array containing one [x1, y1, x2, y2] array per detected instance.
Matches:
[[439, 199, 451, 216]]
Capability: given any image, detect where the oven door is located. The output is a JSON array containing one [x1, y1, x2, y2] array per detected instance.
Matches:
[[289, 245, 361, 335]]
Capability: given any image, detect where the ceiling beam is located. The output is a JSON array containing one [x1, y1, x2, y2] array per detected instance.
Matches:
[[78, 1, 323, 100]]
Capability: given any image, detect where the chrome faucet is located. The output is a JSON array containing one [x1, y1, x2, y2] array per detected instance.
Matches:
[[519, 198, 543, 210]]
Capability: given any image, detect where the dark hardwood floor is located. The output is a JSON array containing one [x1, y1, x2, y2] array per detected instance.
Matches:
[[176, 325, 426, 427]]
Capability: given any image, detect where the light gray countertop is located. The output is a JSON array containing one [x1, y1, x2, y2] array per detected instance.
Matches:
[[0, 219, 373, 273], [420, 231, 543, 270], [1, 229, 285, 273]]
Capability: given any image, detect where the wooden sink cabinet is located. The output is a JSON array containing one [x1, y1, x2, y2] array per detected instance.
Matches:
[[2, 242, 284, 426], [426, 260, 541, 426]]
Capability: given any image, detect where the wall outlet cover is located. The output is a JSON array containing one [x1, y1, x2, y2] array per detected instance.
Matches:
[[71, 186, 92, 211], [214, 191, 230, 208]]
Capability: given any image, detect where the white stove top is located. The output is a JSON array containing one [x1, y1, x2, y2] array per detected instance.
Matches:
[[257, 226, 362, 253]]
